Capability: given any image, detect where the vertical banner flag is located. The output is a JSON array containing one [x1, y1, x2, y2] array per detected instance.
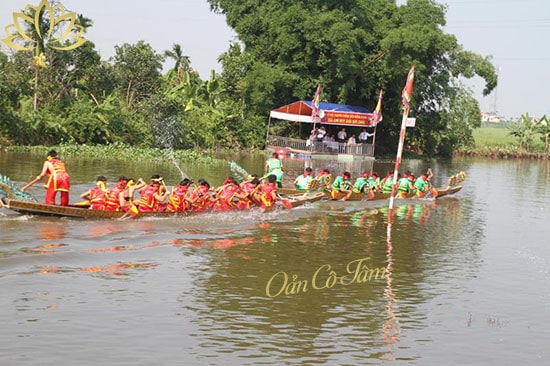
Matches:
[[401, 65, 415, 109], [372, 89, 384, 125], [311, 83, 322, 118]]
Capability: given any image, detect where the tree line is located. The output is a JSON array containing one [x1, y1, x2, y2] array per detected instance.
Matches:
[[1, 0, 497, 157]]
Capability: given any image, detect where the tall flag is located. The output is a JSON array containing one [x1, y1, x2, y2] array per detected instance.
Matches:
[[311, 83, 322, 118], [372, 89, 383, 125], [401, 65, 415, 109]]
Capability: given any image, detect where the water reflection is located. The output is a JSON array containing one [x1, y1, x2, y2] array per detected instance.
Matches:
[[382, 222, 399, 362], [175, 197, 480, 363]]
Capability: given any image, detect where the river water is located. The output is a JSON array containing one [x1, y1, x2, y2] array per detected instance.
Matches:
[[1, 151, 549, 365]]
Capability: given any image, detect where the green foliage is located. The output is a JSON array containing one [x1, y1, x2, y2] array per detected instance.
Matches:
[[111, 41, 164, 109], [508, 113, 538, 151], [3, 0, 502, 157], [5, 143, 225, 164], [209, 0, 498, 156], [536, 115, 550, 154]]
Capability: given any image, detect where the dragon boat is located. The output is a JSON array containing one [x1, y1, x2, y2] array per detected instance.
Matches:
[[0, 174, 325, 219], [228, 161, 465, 202], [277, 171, 466, 200]]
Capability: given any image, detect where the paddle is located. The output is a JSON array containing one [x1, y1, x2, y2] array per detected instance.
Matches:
[[275, 192, 293, 209], [21, 176, 41, 191], [280, 198, 293, 209], [118, 211, 132, 220], [72, 200, 91, 208], [367, 189, 375, 199], [118, 205, 140, 220]]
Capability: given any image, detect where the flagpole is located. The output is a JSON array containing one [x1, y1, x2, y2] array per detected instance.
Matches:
[[371, 124, 377, 157], [387, 109, 409, 223], [388, 66, 415, 224]]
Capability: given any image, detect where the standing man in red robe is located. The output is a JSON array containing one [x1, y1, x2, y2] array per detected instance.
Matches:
[[22, 150, 71, 206]]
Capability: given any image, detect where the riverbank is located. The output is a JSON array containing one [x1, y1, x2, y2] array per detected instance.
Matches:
[[2, 143, 225, 164], [453, 147, 549, 159], [3, 127, 548, 161], [453, 124, 549, 159]]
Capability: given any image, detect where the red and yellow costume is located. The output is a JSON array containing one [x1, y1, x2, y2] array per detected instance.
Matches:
[[44, 157, 70, 206], [213, 183, 239, 211], [190, 185, 214, 212], [104, 182, 126, 211], [89, 182, 108, 210], [137, 184, 163, 212], [236, 182, 260, 209], [260, 183, 277, 208], [165, 185, 191, 212]]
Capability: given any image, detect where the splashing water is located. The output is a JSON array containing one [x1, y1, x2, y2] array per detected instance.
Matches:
[[167, 150, 187, 179], [152, 116, 188, 179]]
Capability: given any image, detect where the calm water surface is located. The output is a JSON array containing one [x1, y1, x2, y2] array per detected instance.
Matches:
[[1, 151, 549, 365]]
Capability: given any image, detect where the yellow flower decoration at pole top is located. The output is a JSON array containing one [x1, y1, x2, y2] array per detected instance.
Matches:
[[2, 0, 87, 65]]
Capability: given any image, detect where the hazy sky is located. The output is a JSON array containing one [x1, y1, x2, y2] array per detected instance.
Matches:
[[1, 0, 548, 119]]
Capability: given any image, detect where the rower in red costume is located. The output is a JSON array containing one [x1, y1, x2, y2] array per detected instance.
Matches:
[[165, 178, 193, 212], [260, 174, 278, 208], [80, 176, 108, 210], [236, 177, 261, 209], [213, 177, 240, 211], [137, 175, 168, 212], [190, 179, 216, 212], [104, 176, 129, 211]]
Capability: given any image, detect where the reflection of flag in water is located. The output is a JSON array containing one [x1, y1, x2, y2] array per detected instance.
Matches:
[[311, 84, 321, 118], [401, 65, 415, 109], [372, 89, 383, 125]]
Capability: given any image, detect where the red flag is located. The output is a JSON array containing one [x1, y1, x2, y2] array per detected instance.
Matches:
[[372, 89, 383, 125], [311, 84, 321, 118], [401, 65, 415, 109]]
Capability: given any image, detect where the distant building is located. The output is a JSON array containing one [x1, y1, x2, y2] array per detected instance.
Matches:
[[481, 112, 503, 123]]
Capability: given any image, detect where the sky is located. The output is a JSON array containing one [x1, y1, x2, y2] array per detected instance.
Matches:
[[1, 0, 549, 119]]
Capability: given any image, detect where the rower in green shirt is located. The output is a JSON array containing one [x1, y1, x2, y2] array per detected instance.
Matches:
[[294, 168, 313, 190]]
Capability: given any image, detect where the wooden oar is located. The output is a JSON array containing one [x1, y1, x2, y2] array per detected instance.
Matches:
[[280, 198, 293, 209], [276, 193, 293, 209], [72, 200, 91, 208], [21, 177, 41, 191]]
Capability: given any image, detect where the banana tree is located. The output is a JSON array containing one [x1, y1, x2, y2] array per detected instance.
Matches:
[[508, 113, 539, 152], [537, 115, 549, 154]]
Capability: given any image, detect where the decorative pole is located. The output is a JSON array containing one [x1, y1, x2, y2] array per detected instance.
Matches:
[[387, 66, 415, 223]]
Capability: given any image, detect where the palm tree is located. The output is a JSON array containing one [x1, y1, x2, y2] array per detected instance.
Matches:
[[75, 14, 94, 33], [164, 43, 191, 72]]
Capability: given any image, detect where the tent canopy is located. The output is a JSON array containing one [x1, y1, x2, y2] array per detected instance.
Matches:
[[270, 100, 377, 127]]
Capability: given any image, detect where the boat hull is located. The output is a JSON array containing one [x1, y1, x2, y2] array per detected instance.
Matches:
[[0, 191, 325, 219], [278, 185, 462, 201]]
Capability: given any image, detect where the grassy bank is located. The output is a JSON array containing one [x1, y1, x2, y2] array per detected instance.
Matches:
[[3, 142, 226, 164], [455, 123, 548, 159]]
